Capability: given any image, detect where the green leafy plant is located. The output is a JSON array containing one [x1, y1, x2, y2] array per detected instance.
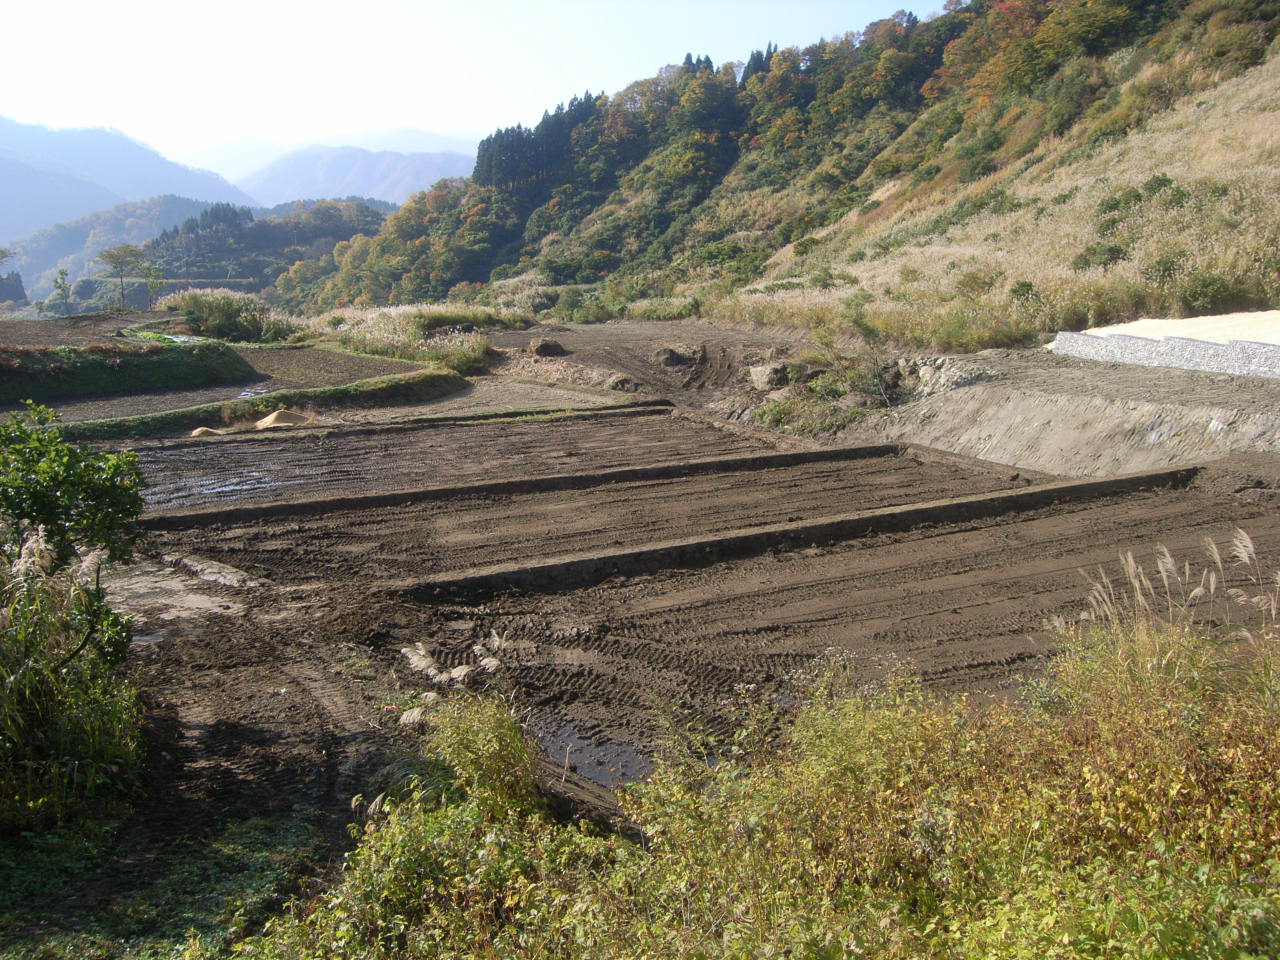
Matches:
[[0, 403, 145, 567]]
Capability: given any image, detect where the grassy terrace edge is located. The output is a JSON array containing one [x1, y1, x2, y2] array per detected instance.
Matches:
[[60, 368, 469, 441], [0, 341, 255, 404]]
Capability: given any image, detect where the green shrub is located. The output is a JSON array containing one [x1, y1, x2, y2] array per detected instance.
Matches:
[[1097, 186, 1145, 216], [1162, 184, 1192, 208], [1141, 251, 1187, 285], [792, 237, 820, 257], [1009, 280, 1037, 301], [1072, 242, 1130, 272], [0, 406, 144, 830], [0, 403, 145, 567], [1177, 271, 1247, 316]]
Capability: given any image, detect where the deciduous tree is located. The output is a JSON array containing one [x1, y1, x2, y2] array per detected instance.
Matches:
[[96, 243, 143, 308]]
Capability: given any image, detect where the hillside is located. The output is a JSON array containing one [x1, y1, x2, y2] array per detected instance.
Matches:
[[9, 195, 213, 299], [141, 199, 391, 290], [236, 145, 475, 206], [271, 0, 1279, 348], [0, 117, 255, 241]]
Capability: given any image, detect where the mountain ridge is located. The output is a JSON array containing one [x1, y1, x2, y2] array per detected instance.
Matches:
[[0, 117, 254, 242], [268, 0, 1279, 351], [236, 145, 475, 206]]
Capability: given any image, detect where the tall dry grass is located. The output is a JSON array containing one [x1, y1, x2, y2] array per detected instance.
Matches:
[[708, 52, 1280, 351], [1, 527, 139, 832]]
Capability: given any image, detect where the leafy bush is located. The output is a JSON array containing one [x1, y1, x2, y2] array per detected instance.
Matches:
[[158, 289, 296, 343], [0, 407, 144, 830], [1072, 242, 1130, 272], [0, 403, 145, 567], [1097, 186, 1145, 216], [1142, 251, 1187, 285], [1009, 279, 1037, 301], [1, 530, 139, 833], [1177, 271, 1246, 316]]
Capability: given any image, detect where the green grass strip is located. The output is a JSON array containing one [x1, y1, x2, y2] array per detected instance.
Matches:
[[0, 342, 255, 404], [62, 368, 468, 441]]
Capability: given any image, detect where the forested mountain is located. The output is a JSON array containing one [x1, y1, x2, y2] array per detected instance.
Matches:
[[141, 199, 392, 289], [0, 117, 255, 241], [236, 145, 475, 206], [271, 0, 1279, 347], [10, 195, 213, 299]]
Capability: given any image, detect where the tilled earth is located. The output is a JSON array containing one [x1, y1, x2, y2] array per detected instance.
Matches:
[[117, 411, 1280, 803], [150, 449, 1029, 583], [136, 408, 783, 510]]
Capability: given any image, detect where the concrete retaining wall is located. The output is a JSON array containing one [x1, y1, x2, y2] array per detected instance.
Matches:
[[1052, 331, 1280, 380]]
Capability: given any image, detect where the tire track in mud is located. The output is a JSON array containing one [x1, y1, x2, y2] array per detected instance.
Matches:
[[452, 485, 1280, 785]]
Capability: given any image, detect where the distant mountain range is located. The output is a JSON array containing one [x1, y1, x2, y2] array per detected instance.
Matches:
[[235, 145, 475, 206], [0, 117, 253, 242], [0, 117, 475, 295], [183, 128, 480, 181]]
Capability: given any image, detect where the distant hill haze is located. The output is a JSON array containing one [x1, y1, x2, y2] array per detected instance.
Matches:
[[236, 145, 474, 206], [10, 195, 213, 299], [0, 116, 254, 242]]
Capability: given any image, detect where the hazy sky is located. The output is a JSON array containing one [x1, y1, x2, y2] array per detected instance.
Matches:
[[5, 0, 915, 171]]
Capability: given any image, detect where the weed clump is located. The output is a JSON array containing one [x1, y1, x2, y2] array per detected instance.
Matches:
[[0, 530, 139, 834], [159, 289, 296, 343]]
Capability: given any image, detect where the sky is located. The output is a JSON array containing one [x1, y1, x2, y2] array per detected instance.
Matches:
[[3, 0, 917, 177]]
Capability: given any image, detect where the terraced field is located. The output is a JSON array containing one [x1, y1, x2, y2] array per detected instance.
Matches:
[[125, 408, 1280, 792], [136, 407, 775, 510]]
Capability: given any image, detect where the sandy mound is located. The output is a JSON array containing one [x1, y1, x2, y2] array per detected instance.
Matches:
[[254, 408, 314, 430]]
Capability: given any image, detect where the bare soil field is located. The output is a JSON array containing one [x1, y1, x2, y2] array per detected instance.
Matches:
[[146, 447, 1030, 585], [114, 450, 1280, 817], [136, 408, 782, 510], [0, 311, 139, 345]]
